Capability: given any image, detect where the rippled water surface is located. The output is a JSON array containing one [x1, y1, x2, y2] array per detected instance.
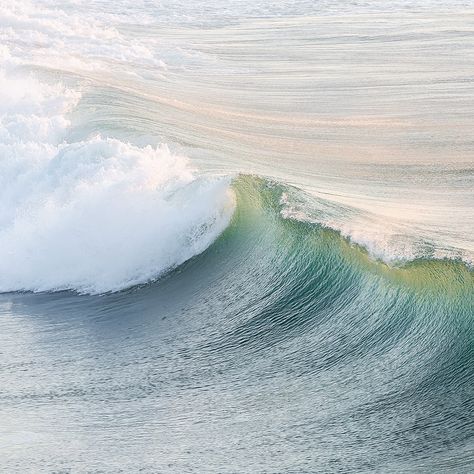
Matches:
[[0, 1, 473, 472]]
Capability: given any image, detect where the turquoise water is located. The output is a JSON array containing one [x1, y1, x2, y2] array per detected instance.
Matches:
[[0, 1, 473, 472], [1, 177, 473, 472]]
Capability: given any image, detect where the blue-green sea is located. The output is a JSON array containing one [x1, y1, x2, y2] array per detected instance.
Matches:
[[0, 1, 473, 472]]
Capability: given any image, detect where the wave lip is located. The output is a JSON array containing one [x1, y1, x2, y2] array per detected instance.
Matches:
[[0, 136, 234, 295], [278, 185, 474, 269]]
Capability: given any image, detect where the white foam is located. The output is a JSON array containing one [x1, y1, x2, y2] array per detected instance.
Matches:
[[0, 0, 167, 75], [0, 61, 234, 294]]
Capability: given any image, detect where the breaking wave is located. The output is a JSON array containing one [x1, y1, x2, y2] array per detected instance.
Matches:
[[0, 65, 234, 294]]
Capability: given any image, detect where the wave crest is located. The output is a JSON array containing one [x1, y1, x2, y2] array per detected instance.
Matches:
[[0, 65, 234, 294]]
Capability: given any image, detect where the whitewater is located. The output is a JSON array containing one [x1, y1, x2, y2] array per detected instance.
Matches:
[[0, 0, 473, 472]]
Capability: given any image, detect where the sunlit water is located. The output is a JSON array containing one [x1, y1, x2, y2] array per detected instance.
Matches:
[[0, 1, 473, 472]]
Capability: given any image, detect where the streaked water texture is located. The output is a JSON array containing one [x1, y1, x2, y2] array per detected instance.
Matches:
[[0, 0, 473, 472]]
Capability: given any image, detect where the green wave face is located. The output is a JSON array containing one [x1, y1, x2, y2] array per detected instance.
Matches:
[[0, 174, 472, 473], [178, 174, 473, 471]]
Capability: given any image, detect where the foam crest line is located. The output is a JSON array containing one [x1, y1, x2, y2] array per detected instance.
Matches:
[[0, 64, 234, 294]]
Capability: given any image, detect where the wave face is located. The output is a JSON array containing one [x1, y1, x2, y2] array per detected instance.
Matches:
[[0, 0, 473, 472], [1, 177, 473, 472]]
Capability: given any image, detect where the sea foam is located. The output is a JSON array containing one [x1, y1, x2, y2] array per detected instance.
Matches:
[[0, 60, 234, 294]]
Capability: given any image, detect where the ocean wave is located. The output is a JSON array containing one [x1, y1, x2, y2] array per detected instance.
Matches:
[[1, 170, 472, 474], [0, 2, 472, 472], [278, 181, 474, 269], [0, 64, 234, 294]]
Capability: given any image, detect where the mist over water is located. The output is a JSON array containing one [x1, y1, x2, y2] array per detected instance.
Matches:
[[0, 1, 473, 472]]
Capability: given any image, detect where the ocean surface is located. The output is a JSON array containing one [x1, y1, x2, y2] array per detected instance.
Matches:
[[1, 0, 473, 472]]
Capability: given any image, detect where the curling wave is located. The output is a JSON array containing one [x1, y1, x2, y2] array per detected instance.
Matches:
[[0, 1, 473, 472], [0, 66, 234, 294], [0, 173, 473, 472]]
